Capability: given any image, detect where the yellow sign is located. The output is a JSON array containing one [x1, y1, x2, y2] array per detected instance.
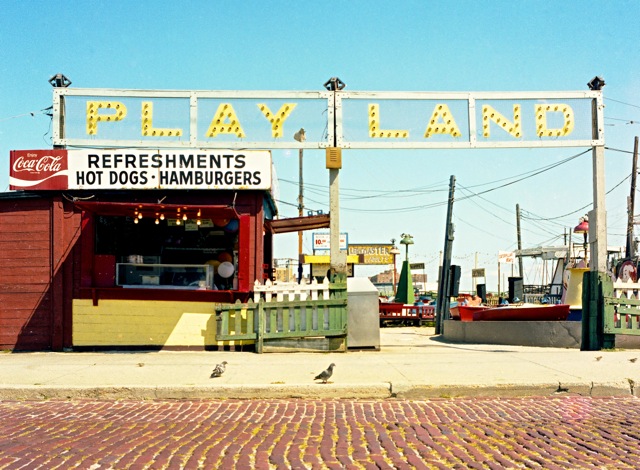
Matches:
[[347, 244, 394, 265], [304, 255, 360, 264]]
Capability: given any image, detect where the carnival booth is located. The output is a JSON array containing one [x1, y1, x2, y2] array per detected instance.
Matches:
[[0, 185, 282, 350]]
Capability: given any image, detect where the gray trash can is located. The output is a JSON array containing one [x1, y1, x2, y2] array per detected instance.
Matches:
[[347, 277, 380, 349]]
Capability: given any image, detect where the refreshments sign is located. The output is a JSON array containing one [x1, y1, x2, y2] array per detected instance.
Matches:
[[9, 149, 271, 190]]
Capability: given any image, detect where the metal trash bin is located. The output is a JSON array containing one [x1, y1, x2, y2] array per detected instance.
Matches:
[[347, 277, 380, 349]]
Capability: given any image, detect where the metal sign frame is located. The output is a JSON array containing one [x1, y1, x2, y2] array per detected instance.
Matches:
[[336, 90, 603, 149], [52, 88, 333, 150], [52, 88, 604, 150]]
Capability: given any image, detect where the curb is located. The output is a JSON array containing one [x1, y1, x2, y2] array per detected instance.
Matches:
[[0, 381, 636, 401], [392, 380, 637, 399], [0, 384, 392, 401]]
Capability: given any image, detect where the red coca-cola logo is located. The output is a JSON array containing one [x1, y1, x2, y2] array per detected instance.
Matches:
[[12, 154, 64, 173], [10, 149, 68, 190]]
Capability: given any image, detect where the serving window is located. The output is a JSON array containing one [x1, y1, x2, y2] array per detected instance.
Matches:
[[93, 213, 239, 290]]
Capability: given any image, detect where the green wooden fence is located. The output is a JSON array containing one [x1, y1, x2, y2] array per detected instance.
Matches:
[[604, 277, 640, 337], [215, 294, 348, 353]]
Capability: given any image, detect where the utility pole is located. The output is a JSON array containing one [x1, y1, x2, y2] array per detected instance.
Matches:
[[323, 77, 347, 281], [516, 203, 524, 278], [294, 128, 306, 283], [582, 76, 608, 351], [436, 175, 455, 335], [626, 136, 639, 259]]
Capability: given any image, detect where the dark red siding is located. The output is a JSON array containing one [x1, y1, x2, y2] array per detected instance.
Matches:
[[0, 197, 80, 350]]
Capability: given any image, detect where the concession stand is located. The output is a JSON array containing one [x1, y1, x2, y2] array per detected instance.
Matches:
[[1, 148, 284, 350]]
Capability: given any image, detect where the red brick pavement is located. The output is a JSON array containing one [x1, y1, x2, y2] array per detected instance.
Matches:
[[0, 396, 639, 469]]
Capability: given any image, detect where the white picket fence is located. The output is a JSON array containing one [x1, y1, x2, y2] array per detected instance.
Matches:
[[216, 277, 347, 352], [252, 278, 331, 303], [612, 278, 640, 299]]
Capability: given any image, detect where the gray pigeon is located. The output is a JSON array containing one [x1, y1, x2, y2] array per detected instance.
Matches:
[[210, 361, 228, 378], [314, 363, 335, 384]]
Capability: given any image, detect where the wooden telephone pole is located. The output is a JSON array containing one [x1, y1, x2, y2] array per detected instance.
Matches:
[[626, 136, 639, 259]]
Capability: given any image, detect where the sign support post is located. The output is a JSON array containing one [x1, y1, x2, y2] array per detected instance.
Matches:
[[325, 78, 347, 282]]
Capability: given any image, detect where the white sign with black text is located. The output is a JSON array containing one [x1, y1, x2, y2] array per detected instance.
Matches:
[[67, 149, 271, 190]]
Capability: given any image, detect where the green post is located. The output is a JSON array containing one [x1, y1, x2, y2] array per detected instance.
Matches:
[[330, 271, 348, 349], [257, 301, 264, 354], [601, 275, 616, 349], [395, 260, 415, 305], [581, 271, 614, 351]]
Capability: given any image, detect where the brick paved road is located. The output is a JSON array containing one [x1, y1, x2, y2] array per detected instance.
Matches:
[[1, 396, 639, 469]]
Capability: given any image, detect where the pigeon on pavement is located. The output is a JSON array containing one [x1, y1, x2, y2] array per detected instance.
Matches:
[[210, 361, 228, 378], [314, 363, 335, 384]]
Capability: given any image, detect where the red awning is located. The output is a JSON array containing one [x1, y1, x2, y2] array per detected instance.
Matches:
[[265, 214, 330, 234]]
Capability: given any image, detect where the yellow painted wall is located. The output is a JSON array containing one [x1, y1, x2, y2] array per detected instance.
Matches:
[[73, 299, 252, 347]]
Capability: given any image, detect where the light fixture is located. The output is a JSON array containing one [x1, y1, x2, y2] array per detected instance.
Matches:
[[137, 213, 143, 219], [196, 219, 201, 226], [400, 233, 414, 261], [160, 213, 165, 220], [176, 219, 181, 225], [587, 76, 605, 91], [573, 217, 589, 234], [134, 218, 139, 224], [49, 73, 72, 88], [389, 239, 401, 296], [182, 213, 188, 221]]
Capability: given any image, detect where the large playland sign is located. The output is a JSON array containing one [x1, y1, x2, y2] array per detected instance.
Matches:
[[51, 88, 602, 149]]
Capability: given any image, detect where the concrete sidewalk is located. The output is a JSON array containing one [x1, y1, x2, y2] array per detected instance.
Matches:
[[1, 327, 639, 400]]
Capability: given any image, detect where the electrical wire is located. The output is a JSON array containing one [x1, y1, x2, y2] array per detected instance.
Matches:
[[0, 106, 52, 122], [606, 97, 640, 109]]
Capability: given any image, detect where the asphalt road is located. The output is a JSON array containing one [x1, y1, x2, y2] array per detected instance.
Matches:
[[1, 396, 639, 469]]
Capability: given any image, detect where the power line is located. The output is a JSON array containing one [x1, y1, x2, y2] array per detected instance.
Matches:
[[606, 97, 640, 109], [0, 106, 52, 122]]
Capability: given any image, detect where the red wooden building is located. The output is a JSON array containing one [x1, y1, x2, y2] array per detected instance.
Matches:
[[0, 189, 327, 351]]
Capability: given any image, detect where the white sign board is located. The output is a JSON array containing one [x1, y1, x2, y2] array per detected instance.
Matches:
[[498, 251, 516, 264], [312, 232, 348, 251], [65, 149, 271, 190]]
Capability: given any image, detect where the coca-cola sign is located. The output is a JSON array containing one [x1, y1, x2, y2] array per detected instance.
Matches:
[[10, 150, 69, 190]]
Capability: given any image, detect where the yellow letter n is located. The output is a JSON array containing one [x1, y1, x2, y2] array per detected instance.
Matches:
[[482, 105, 522, 138]]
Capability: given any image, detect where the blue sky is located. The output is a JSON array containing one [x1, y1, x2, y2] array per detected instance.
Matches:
[[2, 1, 639, 291]]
